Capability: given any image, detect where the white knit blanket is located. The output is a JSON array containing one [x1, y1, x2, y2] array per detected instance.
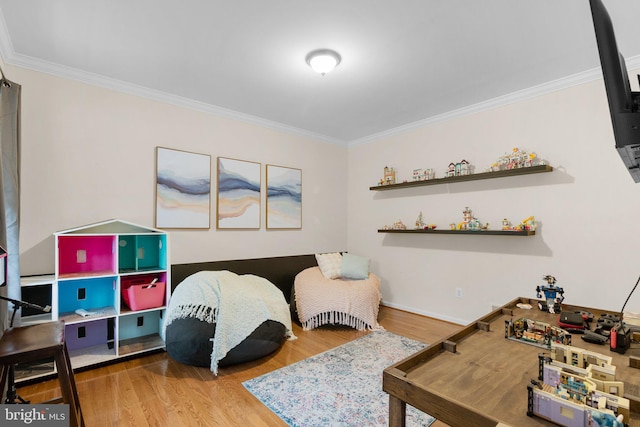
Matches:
[[294, 267, 383, 331], [164, 270, 296, 374]]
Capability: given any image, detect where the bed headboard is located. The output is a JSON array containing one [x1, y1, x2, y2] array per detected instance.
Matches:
[[171, 254, 318, 303]]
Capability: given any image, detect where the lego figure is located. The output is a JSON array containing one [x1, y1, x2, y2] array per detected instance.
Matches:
[[446, 163, 456, 177], [535, 275, 564, 314], [383, 166, 396, 185], [415, 211, 425, 229]]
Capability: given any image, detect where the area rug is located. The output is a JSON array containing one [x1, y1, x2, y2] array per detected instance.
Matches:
[[242, 330, 434, 427]]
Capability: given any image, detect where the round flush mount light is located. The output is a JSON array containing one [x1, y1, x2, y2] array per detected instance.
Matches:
[[305, 49, 341, 76]]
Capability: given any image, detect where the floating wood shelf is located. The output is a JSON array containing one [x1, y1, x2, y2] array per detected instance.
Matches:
[[378, 229, 535, 236], [370, 164, 553, 191]]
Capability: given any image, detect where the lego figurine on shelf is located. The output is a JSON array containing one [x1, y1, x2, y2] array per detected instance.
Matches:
[[423, 168, 435, 180], [446, 163, 456, 177], [459, 159, 472, 176], [455, 206, 487, 231], [457, 206, 473, 230], [488, 147, 541, 172], [383, 166, 396, 185], [501, 218, 512, 230], [447, 160, 474, 177], [392, 219, 406, 230], [468, 217, 481, 231], [521, 216, 536, 231], [415, 211, 425, 229], [535, 275, 564, 314]]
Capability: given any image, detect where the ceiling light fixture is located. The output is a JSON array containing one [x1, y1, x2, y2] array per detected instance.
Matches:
[[305, 49, 341, 76]]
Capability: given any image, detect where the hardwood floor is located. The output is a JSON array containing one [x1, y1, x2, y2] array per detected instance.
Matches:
[[16, 306, 462, 427]]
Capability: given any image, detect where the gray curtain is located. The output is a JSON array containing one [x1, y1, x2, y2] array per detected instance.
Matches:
[[0, 69, 21, 333]]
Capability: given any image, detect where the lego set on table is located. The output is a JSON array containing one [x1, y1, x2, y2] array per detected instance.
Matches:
[[527, 342, 629, 427], [502, 275, 638, 426], [383, 294, 640, 427]]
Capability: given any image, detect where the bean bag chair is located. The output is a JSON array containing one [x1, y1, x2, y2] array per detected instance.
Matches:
[[164, 270, 295, 373], [166, 316, 286, 367]]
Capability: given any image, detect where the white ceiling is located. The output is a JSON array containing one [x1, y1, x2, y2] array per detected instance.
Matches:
[[1, 0, 640, 145]]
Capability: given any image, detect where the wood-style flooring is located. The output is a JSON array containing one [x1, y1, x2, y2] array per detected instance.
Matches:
[[16, 306, 462, 426]]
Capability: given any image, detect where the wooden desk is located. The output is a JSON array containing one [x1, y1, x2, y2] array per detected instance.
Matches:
[[383, 297, 640, 427]]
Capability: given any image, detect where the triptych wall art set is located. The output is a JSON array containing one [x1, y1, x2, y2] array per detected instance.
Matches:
[[154, 147, 302, 230]]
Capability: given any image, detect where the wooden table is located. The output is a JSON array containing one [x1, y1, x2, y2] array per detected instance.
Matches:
[[383, 297, 640, 427]]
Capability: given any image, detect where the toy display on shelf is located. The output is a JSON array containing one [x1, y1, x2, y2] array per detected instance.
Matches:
[[371, 149, 552, 188], [381, 219, 407, 230], [378, 166, 397, 186], [487, 147, 541, 172], [502, 215, 536, 232], [445, 159, 473, 177], [519, 216, 536, 231], [527, 342, 629, 426], [415, 212, 425, 229], [412, 168, 436, 181], [381, 209, 537, 235], [535, 275, 564, 314], [414, 212, 436, 230], [450, 206, 488, 231]]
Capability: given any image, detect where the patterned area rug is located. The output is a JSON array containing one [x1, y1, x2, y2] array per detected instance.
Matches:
[[243, 330, 434, 427]]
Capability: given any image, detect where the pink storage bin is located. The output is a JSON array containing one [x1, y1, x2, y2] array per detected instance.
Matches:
[[121, 278, 165, 311]]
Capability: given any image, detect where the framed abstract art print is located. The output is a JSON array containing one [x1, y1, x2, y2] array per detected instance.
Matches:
[[266, 164, 302, 229], [217, 157, 261, 229], [155, 147, 211, 229]]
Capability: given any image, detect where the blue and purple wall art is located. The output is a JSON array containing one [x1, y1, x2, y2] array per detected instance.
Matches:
[[266, 165, 302, 229], [217, 157, 261, 229], [156, 147, 211, 229]]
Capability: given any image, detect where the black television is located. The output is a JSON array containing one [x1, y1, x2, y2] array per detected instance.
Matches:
[[590, 0, 640, 183]]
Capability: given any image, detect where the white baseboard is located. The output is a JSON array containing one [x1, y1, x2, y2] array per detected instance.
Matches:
[[381, 300, 468, 326]]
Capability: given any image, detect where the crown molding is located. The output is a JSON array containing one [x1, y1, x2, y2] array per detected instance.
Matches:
[[346, 61, 640, 146], [1, 6, 639, 150], [0, 9, 346, 148], [9, 52, 347, 146]]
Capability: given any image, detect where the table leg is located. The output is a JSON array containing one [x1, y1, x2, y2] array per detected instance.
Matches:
[[388, 395, 406, 427]]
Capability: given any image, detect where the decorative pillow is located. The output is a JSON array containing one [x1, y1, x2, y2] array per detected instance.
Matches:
[[315, 252, 343, 279], [340, 253, 370, 280]]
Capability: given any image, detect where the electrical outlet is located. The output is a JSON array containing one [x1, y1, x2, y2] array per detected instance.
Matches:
[[455, 288, 463, 298]]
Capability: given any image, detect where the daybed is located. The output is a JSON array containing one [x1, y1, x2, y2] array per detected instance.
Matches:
[[293, 253, 383, 331], [165, 270, 295, 374]]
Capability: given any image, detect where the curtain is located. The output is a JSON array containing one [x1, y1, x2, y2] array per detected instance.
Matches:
[[0, 69, 21, 333]]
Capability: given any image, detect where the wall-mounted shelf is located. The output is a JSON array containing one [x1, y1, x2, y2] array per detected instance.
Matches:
[[378, 229, 535, 236], [370, 165, 553, 191]]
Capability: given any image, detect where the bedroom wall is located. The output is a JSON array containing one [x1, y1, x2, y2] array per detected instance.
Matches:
[[11, 60, 640, 325], [10, 64, 349, 276], [347, 75, 640, 324]]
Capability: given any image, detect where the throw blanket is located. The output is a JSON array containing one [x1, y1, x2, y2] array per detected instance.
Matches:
[[164, 270, 296, 374], [294, 266, 383, 331]]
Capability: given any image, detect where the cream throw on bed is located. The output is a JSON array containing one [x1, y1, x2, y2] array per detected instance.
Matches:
[[164, 270, 296, 374], [295, 266, 383, 331]]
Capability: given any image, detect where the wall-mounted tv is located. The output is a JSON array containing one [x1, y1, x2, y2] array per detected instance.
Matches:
[[590, 0, 640, 183]]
